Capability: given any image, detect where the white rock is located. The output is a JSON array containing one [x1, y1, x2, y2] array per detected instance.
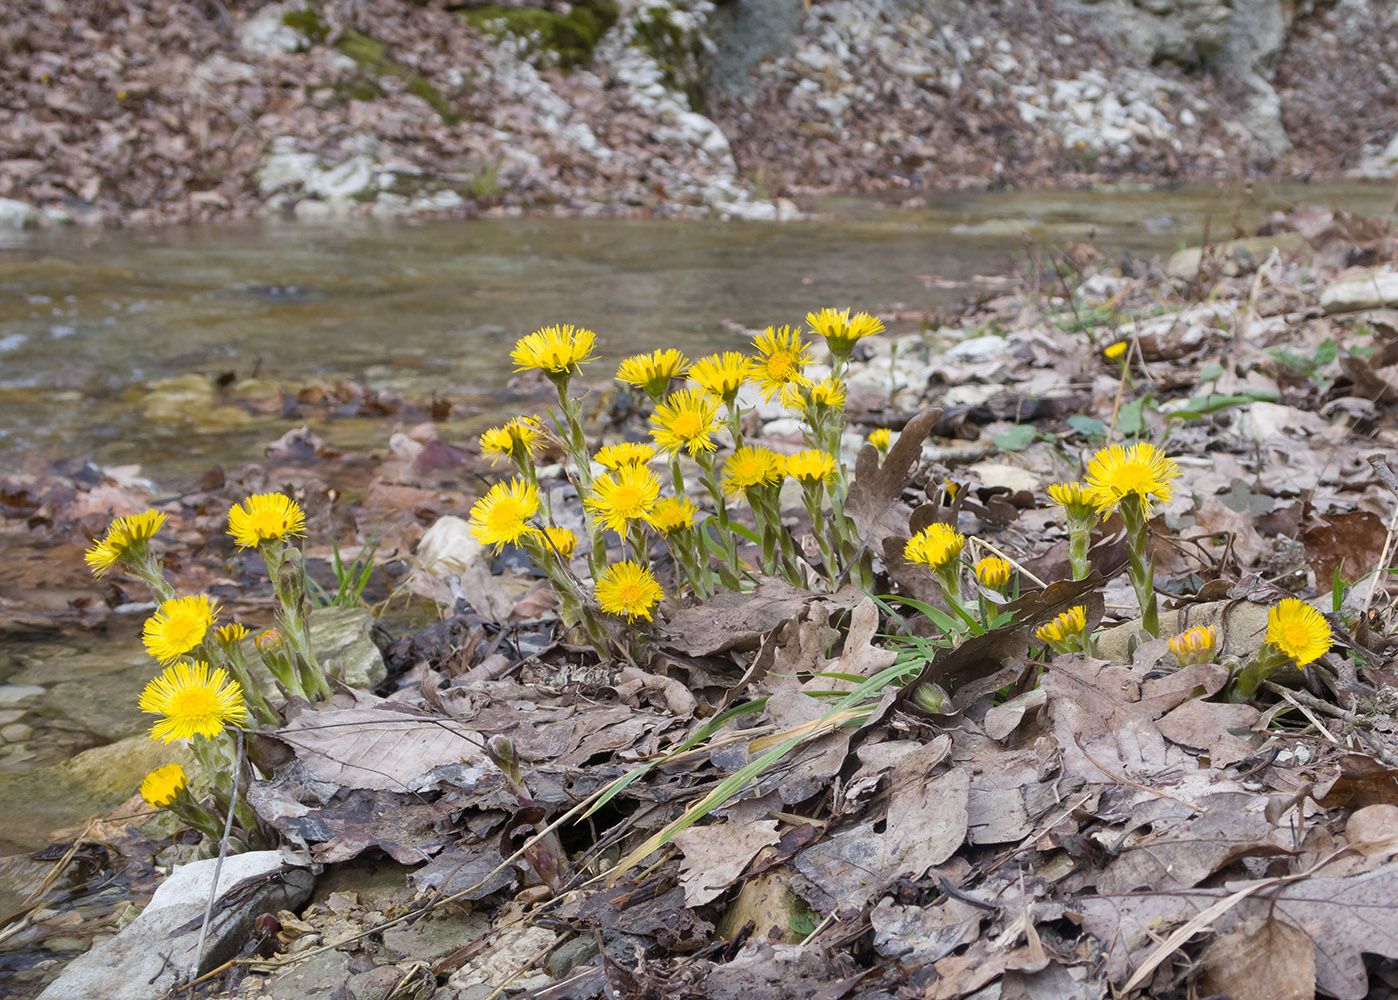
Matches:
[[38, 852, 312, 1000], [968, 461, 1040, 493], [1319, 270, 1398, 313], [305, 155, 377, 201], [945, 334, 1007, 361], [1350, 131, 1398, 179], [237, 3, 304, 57], [416, 516, 488, 576], [0, 198, 39, 231]]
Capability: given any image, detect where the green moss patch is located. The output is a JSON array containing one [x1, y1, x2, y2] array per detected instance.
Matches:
[[462, 0, 619, 69], [333, 29, 463, 126]]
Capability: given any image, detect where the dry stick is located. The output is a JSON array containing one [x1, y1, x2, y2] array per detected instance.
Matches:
[[193, 729, 243, 980], [1264, 681, 1398, 767], [1363, 456, 1398, 615]]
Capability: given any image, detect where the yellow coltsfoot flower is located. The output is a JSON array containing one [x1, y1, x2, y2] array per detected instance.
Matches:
[[785, 449, 837, 486], [585, 465, 662, 534], [689, 351, 754, 405], [595, 561, 665, 622], [84, 509, 168, 577], [480, 416, 544, 466], [616, 349, 690, 398], [468, 478, 540, 552], [595, 442, 658, 470], [1036, 605, 1089, 654], [511, 324, 596, 378], [904, 523, 965, 570], [1047, 482, 1096, 520], [651, 388, 721, 457], [1168, 625, 1217, 666], [139, 661, 249, 743], [649, 496, 700, 533], [1104, 340, 1128, 361], [143, 595, 220, 664], [869, 428, 893, 454], [782, 374, 847, 412], [541, 526, 578, 559], [722, 446, 786, 498], [975, 557, 1013, 592], [751, 325, 813, 401], [1084, 443, 1180, 517], [807, 307, 884, 357], [228, 493, 306, 549], [1265, 599, 1331, 666], [141, 763, 188, 808]]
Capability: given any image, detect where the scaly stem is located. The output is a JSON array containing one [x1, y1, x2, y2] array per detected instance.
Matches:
[[1067, 521, 1091, 581], [1119, 495, 1159, 638]]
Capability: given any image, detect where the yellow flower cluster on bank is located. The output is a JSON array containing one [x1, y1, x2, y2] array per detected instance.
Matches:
[[468, 310, 889, 642]]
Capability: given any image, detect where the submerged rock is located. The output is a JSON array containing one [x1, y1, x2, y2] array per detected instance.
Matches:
[[37, 851, 313, 1000]]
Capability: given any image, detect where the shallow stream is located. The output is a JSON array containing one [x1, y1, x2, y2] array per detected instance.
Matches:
[[0, 181, 1394, 850]]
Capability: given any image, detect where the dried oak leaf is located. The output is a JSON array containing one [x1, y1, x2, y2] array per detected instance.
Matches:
[[673, 817, 782, 906], [844, 406, 942, 555], [658, 577, 825, 657], [1201, 916, 1315, 1000], [1079, 862, 1398, 999]]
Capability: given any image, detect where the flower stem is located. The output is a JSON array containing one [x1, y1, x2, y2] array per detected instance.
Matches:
[[1119, 495, 1159, 638]]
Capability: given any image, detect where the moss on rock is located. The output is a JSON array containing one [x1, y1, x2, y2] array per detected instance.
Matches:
[[631, 4, 709, 110], [333, 29, 464, 125], [462, 0, 620, 69], [282, 6, 331, 48]]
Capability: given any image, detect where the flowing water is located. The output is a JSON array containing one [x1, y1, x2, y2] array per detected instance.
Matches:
[[0, 181, 1394, 850]]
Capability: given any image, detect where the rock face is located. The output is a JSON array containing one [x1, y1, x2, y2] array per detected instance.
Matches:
[[37, 851, 313, 1000], [1052, 0, 1301, 160]]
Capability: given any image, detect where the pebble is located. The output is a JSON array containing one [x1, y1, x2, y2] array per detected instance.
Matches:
[[0, 684, 45, 705], [1, 723, 33, 742]]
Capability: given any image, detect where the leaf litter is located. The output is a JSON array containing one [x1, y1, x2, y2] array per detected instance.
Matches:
[[8, 208, 1398, 998]]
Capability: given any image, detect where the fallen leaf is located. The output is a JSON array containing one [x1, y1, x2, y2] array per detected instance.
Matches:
[[844, 407, 942, 555], [1201, 916, 1316, 1000], [674, 818, 782, 906]]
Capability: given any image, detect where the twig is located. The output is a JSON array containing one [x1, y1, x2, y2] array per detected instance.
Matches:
[[1363, 456, 1398, 615], [1264, 681, 1398, 767], [194, 729, 243, 979]]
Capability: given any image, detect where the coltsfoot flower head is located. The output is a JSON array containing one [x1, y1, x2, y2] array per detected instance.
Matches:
[[85, 509, 168, 577], [751, 325, 813, 400], [616, 349, 689, 398], [1104, 340, 1128, 361], [904, 523, 966, 570], [143, 595, 220, 664], [723, 446, 786, 498], [1266, 599, 1331, 666], [651, 388, 721, 457], [782, 375, 846, 411], [595, 442, 658, 470], [139, 661, 249, 743], [650, 496, 700, 534], [585, 465, 661, 534], [785, 449, 837, 486], [228, 493, 306, 549], [807, 307, 884, 357], [1169, 625, 1217, 666], [480, 416, 544, 466], [869, 428, 893, 453], [1084, 443, 1180, 517], [468, 478, 540, 552], [1048, 482, 1097, 520], [690, 351, 754, 404], [975, 557, 1013, 591], [140, 764, 188, 808], [541, 526, 578, 559], [595, 561, 665, 622], [215, 623, 250, 645], [511, 324, 596, 378], [1037, 606, 1089, 653]]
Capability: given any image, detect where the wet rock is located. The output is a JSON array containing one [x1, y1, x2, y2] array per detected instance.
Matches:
[[138, 374, 254, 431], [382, 909, 490, 962], [0, 684, 45, 705], [1351, 132, 1398, 180], [37, 851, 313, 1000], [0, 198, 40, 231], [292, 606, 386, 690], [0, 736, 192, 850]]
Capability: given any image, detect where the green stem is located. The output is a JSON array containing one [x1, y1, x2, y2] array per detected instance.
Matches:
[[1119, 496, 1159, 638], [1067, 523, 1091, 581]]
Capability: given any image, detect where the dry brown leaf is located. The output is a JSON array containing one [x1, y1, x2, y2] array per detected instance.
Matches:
[[674, 818, 782, 907], [1200, 916, 1316, 1000], [844, 406, 942, 554], [658, 577, 827, 657], [1157, 699, 1260, 769]]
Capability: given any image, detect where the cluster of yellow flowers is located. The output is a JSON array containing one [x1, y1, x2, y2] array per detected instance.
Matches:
[[469, 311, 886, 645], [84, 493, 325, 841]]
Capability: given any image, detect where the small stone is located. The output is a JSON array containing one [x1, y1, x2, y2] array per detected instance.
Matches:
[[2, 723, 33, 742], [0, 685, 44, 705]]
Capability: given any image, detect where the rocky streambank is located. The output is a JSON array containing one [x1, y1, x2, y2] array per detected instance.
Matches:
[[2, 0, 1397, 230]]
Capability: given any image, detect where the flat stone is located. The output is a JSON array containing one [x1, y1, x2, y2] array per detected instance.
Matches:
[[38, 852, 313, 1000], [0, 684, 44, 704], [382, 909, 490, 962], [1166, 233, 1305, 278], [1319, 270, 1398, 314]]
